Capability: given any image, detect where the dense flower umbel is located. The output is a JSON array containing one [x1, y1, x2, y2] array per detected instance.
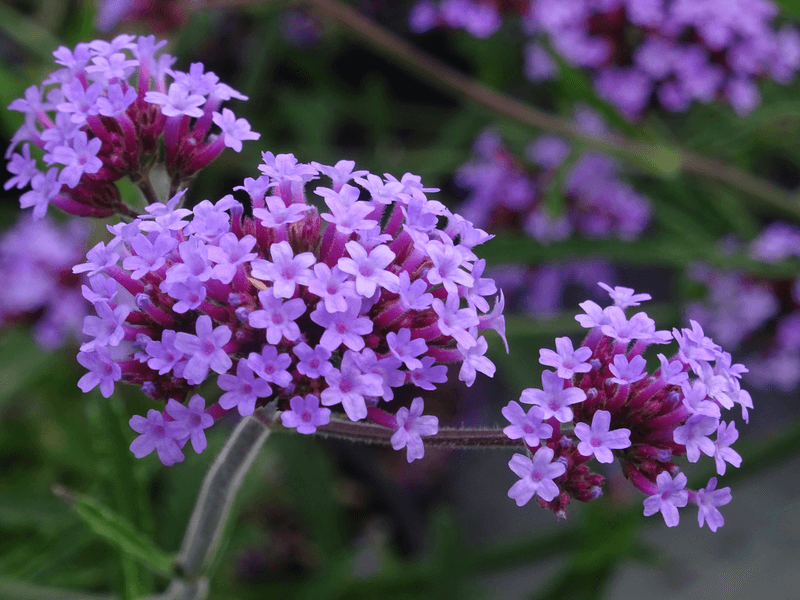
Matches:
[[0, 214, 89, 350], [456, 111, 651, 244], [72, 152, 505, 465], [410, 0, 800, 118], [688, 223, 800, 391], [503, 283, 746, 530], [5, 34, 259, 219]]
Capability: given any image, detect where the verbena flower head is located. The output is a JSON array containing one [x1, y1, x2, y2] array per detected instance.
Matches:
[[71, 152, 504, 465], [687, 224, 800, 391], [0, 213, 89, 349], [411, 0, 800, 118], [6, 34, 259, 219], [502, 282, 749, 530], [456, 109, 651, 245]]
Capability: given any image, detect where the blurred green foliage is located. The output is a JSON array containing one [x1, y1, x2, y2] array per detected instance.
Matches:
[[2, 0, 800, 599]]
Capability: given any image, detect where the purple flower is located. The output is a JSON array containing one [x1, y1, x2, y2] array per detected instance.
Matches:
[[248, 289, 306, 345], [574, 410, 631, 463], [538, 336, 593, 379], [673, 414, 718, 463], [354, 348, 405, 401], [218, 361, 273, 416], [145, 330, 186, 376], [206, 233, 257, 284], [246, 345, 292, 388], [386, 328, 427, 370], [507, 446, 566, 506], [391, 397, 439, 462], [457, 336, 495, 387], [608, 354, 648, 385], [252, 195, 310, 229], [250, 241, 316, 299], [320, 351, 383, 421], [173, 315, 232, 385], [643, 471, 689, 527], [129, 409, 188, 466], [123, 232, 177, 279], [425, 240, 473, 294], [212, 108, 260, 152], [713, 421, 742, 476], [306, 263, 357, 313], [165, 395, 214, 453], [20, 168, 61, 220], [337, 241, 399, 297], [145, 83, 205, 118], [432, 292, 479, 348], [502, 401, 553, 446], [281, 394, 331, 434], [47, 132, 103, 188], [521, 370, 586, 423], [80, 301, 131, 351], [5, 144, 38, 190], [597, 282, 651, 309], [695, 477, 732, 532], [311, 299, 373, 352], [408, 356, 448, 390], [292, 342, 333, 379], [77, 347, 121, 398]]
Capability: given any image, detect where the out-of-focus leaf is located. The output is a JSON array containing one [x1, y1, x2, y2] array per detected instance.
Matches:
[[0, 4, 60, 62], [0, 576, 115, 600], [55, 488, 175, 578], [275, 435, 346, 557], [0, 331, 58, 408], [0, 494, 75, 534], [768, 0, 800, 20]]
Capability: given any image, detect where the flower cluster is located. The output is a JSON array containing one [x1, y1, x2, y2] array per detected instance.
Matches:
[[0, 213, 89, 350], [455, 108, 651, 243], [503, 283, 748, 530], [5, 34, 259, 219], [688, 222, 800, 391], [72, 152, 505, 465], [410, 0, 800, 118]]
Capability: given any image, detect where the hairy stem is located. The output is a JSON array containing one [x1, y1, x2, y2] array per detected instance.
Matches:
[[298, 0, 800, 218], [310, 417, 525, 450]]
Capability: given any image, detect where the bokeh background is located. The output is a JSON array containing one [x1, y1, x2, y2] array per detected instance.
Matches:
[[1, 0, 800, 598]]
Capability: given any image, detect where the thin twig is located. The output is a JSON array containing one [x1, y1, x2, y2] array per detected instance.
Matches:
[[311, 418, 525, 449], [298, 0, 800, 218]]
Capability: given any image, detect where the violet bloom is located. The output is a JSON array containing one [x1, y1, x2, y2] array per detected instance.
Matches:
[[673, 414, 718, 463], [173, 315, 232, 385], [457, 336, 495, 387], [48, 131, 103, 188], [574, 410, 632, 463], [337, 241, 399, 297], [386, 328, 427, 370], [521, 370, 586, 423], [408, 356, 448, 390], [502, 401, 553, 447], [246, 345, 292, 388], [252, 195, 310, 229], [598, 282, 652, 309], [129, 409, 188, 466], [281, 394, 331, 434], [608, 354, 648, 385], [212, 108, 260, 152], [250, 241, 316, 299], [391, 397, 438, 462], [643, 471, 689, 527], [713, 421, 742, 476], [292, 342, 333, 379], [248, 289, 306, 345], [695, 477, 732, 532], [538, 336, 592, 379], [165, 395, 214, 453], [145, 83, 205, 118], [218, 361, 273, 416], [311, 299, 373, 352], [507, 446, 566, 506], [77, 347, 122, 398], [320, 351, 383, 421], [306, 263, 357, 313], [80, 301, 131, 351]]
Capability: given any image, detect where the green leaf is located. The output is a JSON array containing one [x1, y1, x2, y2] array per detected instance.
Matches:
[[0, 330, 59, 409], [275, 435, 346, 557], [772, 0, 800, 18], [54, 487, 175, 578], [0, 576, 115, 600]]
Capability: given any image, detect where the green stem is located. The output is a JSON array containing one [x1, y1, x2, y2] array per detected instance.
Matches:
[[298, 0, 800, 218]]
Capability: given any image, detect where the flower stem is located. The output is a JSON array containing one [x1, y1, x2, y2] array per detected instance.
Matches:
[[310, 416, 524, 450], [298, 0, 800, 218]]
